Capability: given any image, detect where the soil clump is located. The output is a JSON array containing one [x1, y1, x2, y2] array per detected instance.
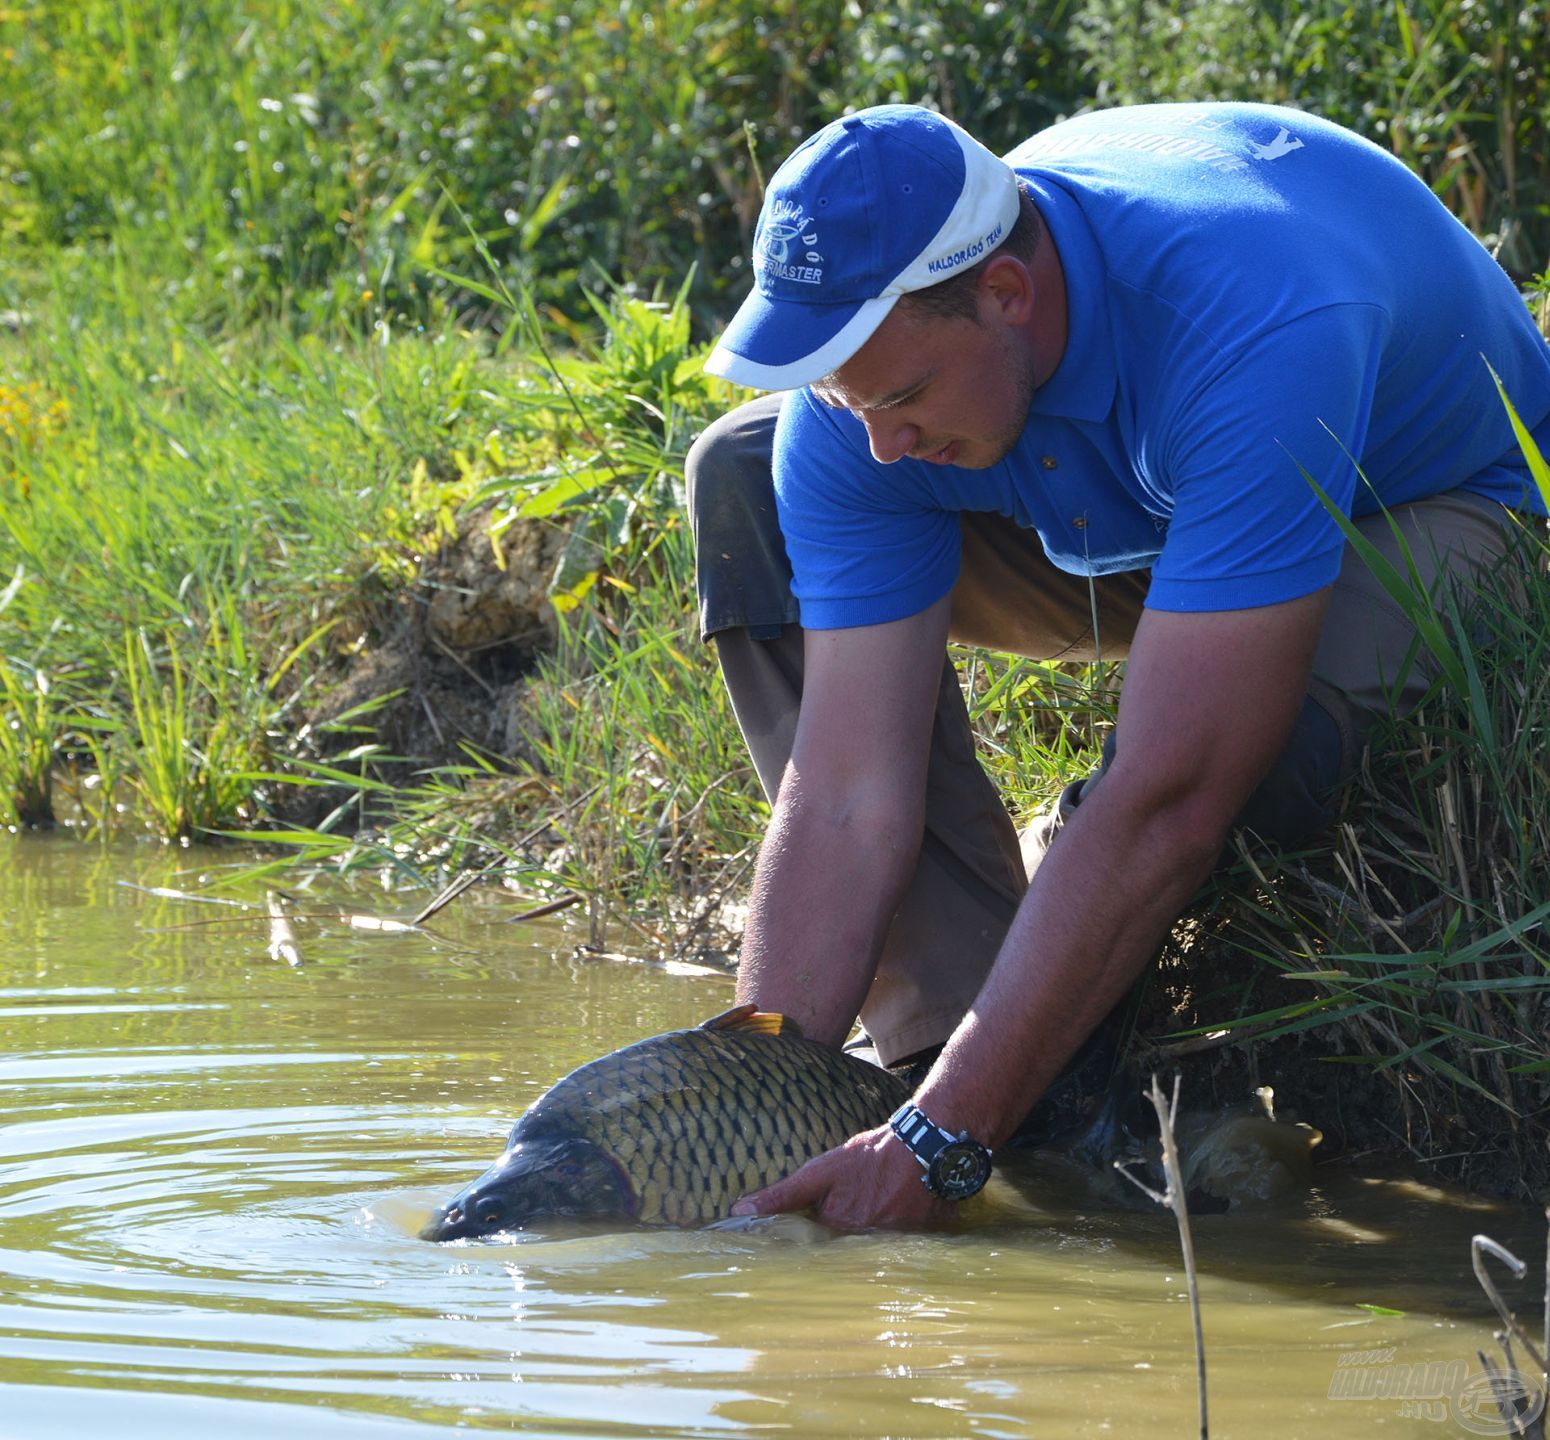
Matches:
[[273, 507, 567, 827]]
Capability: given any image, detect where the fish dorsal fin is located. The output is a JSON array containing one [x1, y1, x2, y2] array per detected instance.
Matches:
[[699, 1003, 801, 1038]]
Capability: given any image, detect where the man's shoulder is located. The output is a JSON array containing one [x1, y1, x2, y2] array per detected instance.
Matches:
[[1009, 103, 1477, 398], [1004, 102, 1374, 182], [1004, 102, 1415, 289], [773, 386, 864, 467]]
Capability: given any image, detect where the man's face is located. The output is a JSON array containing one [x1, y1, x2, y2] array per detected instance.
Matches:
[[811, 301, 1036, 470]]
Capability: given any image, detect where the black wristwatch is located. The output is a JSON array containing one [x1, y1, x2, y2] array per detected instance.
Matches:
[[888, 1101, 993, 1200]]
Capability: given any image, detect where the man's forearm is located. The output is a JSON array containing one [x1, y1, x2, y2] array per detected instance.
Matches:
[[910, 596, 1330, 1149], [913, 776, 1223, 1145], [735, 768, 923, 1049]]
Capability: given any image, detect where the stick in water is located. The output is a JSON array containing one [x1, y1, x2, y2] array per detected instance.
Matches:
[[265, 890, 302, 968], [1115, 1073, 1208, 1440]]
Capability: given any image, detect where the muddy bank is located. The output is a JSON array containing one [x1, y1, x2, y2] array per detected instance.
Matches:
[[275, 507, 569, 825]]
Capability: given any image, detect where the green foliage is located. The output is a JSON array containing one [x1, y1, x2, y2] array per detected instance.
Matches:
[[1070, 0, 1550, 275], [188, 282, 765, 952], [6, 0, 1543, 330], [468, 279, 738, 611], [1489, 362, 1550, 512], [847, 0, 1079, 149], [0, 0, 857, 322], [519, 529, 766, 953], [961, 649, 1118, 822], [0, 266, 505, 837], [122, 626, 260, 842]]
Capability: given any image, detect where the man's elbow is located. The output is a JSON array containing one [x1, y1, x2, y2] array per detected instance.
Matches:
[[1101, 756, 1249, 876], [774, 768, 927, 866]]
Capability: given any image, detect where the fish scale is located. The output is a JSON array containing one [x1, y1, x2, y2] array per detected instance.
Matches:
[[421, 1005, 911, 1239]]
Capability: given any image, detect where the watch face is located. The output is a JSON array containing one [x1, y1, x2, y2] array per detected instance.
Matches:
[[928, 1140, 992, 1200]]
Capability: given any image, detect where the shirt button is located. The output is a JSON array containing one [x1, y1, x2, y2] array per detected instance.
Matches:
[[1041, 455, 1058, 469], [1072, 516, 1087, 529]]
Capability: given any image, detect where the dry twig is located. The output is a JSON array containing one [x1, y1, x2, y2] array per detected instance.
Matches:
[[1115, 1073, 1208, 1440], [265, 889, 302, 967]]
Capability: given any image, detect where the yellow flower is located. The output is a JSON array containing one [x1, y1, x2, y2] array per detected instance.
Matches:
[[0, 381, 67, 446]]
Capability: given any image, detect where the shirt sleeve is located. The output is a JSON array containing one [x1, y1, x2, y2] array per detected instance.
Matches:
[[1145, 303, 1389, 612], [772, 390, 963, 630]]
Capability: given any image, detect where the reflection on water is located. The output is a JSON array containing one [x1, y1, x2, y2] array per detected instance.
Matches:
[[0, 833, 1542, 1437]]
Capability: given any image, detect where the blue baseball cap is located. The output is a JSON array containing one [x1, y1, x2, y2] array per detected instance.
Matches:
[[705, 105, 1022, 391]]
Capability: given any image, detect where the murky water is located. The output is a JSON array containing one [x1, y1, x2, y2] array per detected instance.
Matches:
[[2, 834, 1544, 1438]]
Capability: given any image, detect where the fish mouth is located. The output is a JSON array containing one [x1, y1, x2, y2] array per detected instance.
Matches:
[[419, 1191, 511, 1242], [419, 1136, 635, 1243], [419, 1153, 535, 1243]]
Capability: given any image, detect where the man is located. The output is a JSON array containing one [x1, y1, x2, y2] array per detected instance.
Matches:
[[684, 102, 1550, 1228]]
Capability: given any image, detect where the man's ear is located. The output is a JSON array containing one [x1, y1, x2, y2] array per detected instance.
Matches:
[[979, 254, 1035, 325]]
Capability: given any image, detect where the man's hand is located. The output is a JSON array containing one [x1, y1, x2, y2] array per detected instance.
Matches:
[[729, 1125, 954, 1230]]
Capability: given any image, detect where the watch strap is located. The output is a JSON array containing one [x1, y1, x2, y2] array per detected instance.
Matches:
[[889, 1100, 954, 1168]]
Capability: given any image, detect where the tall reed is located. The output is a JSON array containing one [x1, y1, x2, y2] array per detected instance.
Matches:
[[0, 654, 59, 826]]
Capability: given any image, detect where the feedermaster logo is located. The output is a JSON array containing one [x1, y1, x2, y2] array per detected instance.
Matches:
[[757, 200, 823, 285]]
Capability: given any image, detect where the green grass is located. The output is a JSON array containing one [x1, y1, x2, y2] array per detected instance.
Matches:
[[171, 281, 771, 950], [0, 274, 505, 837], [5, 0, 1544, 324], [963, 650, 1120, 822], [516, 529, 766, 955]]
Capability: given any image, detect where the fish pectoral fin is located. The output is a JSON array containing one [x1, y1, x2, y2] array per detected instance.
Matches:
[[699, 1003, 801, 1038]]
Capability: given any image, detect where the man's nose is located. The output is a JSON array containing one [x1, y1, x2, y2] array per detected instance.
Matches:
[[860, 413, 917, 464]]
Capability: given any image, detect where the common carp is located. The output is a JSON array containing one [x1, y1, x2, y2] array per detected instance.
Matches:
[[420, 1004, 910, 1240]]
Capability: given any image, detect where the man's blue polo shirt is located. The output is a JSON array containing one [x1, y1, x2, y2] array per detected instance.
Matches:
[[771, 103, 1550, 628]]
